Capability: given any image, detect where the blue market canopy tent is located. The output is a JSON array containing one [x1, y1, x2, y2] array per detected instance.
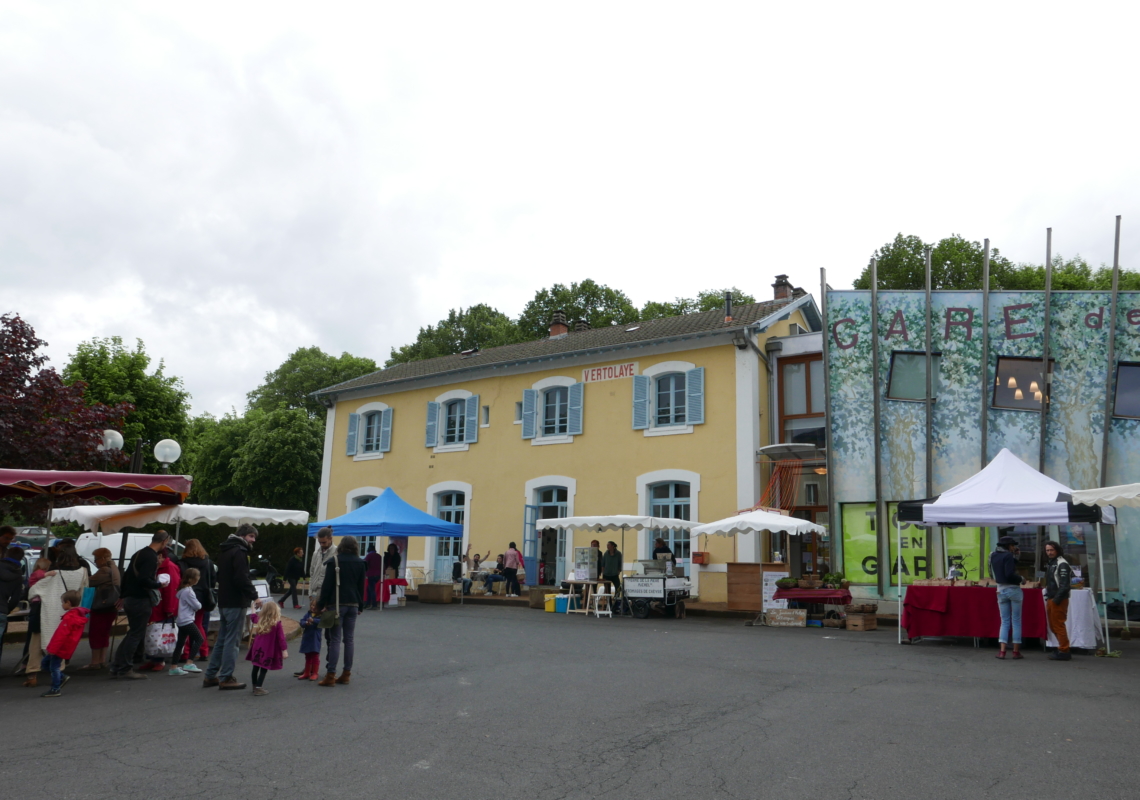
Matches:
[[307, 487, 461, 538]]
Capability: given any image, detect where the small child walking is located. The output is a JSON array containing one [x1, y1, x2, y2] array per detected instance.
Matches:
[[41, 590, 88, 698], [170, 568, 203, 676], [295, 599, 322, 681], [245, 599, 287, 696]]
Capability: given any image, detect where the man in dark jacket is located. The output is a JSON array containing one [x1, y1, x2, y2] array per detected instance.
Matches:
[[0, 546, 26, 668], [110, 530, 169, 679], [317, 535, 365, 687], [1044, 540, 1073, 661], [203, 524, 259, 690]]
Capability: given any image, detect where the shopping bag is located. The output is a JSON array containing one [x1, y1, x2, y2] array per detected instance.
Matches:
[[80, 587, 96, 610], [144, 622, 178, 659]]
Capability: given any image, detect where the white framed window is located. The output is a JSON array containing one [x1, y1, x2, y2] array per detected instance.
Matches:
[[521, 376, 583, 445], [655, 374, 686, 426], [481, 405, 490, 427], [634, 361, 704, 436], [426, 390, 479, 452], [346, 402, 391, 460]]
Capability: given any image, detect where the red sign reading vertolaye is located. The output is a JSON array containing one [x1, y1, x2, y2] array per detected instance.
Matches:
[[582, 362, 639, 383]]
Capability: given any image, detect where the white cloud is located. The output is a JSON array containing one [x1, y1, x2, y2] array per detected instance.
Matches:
[[3, 2, 1138, 415]]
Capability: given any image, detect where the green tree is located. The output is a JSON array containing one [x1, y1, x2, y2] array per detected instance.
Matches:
[[62, 336, 190, 472], [386, 304, 524, 366], [640, 288, 756, 321], [182, 412, 252, 506], [516, 280, 639, 339], [247, 346, 376, 418], [232, 408, 323, 514], [694, 287, 756, 312], [853, 233, 1140, 291]]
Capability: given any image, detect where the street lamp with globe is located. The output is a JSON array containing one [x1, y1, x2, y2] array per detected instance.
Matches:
[[153, 439, 182, 474], [96, 429, 124, 470]]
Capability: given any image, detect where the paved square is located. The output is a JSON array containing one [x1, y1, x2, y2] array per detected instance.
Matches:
[[2, 605, 1138, 799]]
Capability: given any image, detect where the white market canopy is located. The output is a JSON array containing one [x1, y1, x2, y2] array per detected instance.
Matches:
[[692, 509, 826, 537], [539, 515, 697, 532], [53, 503, 310, 533], [1072, 483, 1140, 509], [897, 448, 1116, 528]]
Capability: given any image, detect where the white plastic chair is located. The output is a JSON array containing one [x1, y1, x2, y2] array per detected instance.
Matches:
[[590, 583, 612, 618]]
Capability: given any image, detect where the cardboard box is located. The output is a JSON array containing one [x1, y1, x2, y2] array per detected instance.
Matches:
[[846, 613, 877, 631], [418, 583, 453, 604]]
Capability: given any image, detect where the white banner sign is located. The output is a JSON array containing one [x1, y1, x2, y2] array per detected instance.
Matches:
[[582, 362, 639, 383], [763, 571, 789, 610]]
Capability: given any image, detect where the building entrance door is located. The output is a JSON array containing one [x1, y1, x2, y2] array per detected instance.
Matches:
[[535, 486, 568, 585]]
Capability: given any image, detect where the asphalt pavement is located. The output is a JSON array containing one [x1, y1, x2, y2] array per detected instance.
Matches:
[[2, 603, 1138, 800]]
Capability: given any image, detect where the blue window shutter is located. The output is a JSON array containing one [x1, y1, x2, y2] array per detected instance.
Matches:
[[465, 395, 479, 443], [346, 413, 360, 455], [567, 382, 584, 436], [686, 367, 705, 425], [521, 389, 537, 439], [379, 408, 393, 453], [425, 401, 440, 447], [632, 375, 650, 430]]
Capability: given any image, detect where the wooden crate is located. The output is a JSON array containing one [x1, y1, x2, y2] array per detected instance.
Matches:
[[846, 613, 877, 631], [727, 563, 763, 611], [418, 583, 453, 604]]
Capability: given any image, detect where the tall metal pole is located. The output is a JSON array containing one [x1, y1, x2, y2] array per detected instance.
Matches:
[[924, 247, 934, 580], [820, 268, 837, 572], [979, 239, 992, 568], [1037, 228, 1053, 475], [1095, 215, 1122, 650], [870, 258, 887, 600]]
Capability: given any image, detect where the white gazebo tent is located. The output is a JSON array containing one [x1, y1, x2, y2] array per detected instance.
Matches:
[[897, 448, 1117, 646], [539, 515, 698, 576], [692, 509, 827, 623], [1072, 483, 1138, 639]]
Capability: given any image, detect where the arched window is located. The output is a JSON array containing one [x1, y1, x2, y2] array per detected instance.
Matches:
[[352, 494, 378, 554], [361, 412, 383, 452], [444, 400, 466, 444], [542, 387, 569, 436], [649, 481, 691, 559], [655, 374, 687, 426]]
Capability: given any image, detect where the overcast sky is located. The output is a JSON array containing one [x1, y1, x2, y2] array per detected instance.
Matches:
[[3, 2, 1138, 417]]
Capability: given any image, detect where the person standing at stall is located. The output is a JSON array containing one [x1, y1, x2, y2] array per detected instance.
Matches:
[[652, 538, 675, 565], [1044, 540, 1072, 661], [364, 546, 384, 609], [81, 548, 120, 671], [109, 531, 168, 680], [601, 541, 623, 596], [990, 536, 1025, 660], [503, 542, 524, 597]]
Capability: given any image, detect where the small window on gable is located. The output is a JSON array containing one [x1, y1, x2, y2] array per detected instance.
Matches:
[[993, 357, 1053, 411], [481, 405, 490, 426], [655, 374, 686, 426], [444, 399, 466, 444], [515, 401, 523, 422], [1113, 362, 1140, 418], [887, 352, 942, 401], [789, 322, 807, 336]]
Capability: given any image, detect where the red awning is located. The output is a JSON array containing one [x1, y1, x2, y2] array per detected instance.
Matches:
[[0, 469, 191, 505]]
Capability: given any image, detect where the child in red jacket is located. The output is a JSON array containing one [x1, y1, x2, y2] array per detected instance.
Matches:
[[41, 590, 89, 698]]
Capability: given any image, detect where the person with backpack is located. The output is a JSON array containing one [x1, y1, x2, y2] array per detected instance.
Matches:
[[109, 530, 168, 681], [1044, 540, 1073, 661], [317, 535, 365, 687]]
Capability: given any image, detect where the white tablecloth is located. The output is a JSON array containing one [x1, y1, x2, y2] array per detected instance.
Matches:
[[1045, 588, 1103, 649]]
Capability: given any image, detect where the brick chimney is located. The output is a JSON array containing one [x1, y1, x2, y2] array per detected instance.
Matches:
[[573, 319, 590, 332], [773, 274, 793, 301], [549, 310, 569, 337]]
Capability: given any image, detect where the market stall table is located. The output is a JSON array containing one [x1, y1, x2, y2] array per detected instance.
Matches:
[[381, 579, 408, 605], [902, 585, 1047, 640], [772, 588, 853, 606], [1045, 589, 1103, 650], [561, 579, 599, 614]]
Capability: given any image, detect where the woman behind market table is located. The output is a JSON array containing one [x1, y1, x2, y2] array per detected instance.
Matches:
[[81, 547, 121, 671], [178, 539, 215, 662], [989, 536, 1025, 660], [25, 547, 89, 687], [317, 535, 366, 686]]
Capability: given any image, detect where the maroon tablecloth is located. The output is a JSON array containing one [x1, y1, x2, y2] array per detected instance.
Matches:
[[381, 579, 408, 604], [772, 588, 853, 605], [901, 586, 1047, 639]]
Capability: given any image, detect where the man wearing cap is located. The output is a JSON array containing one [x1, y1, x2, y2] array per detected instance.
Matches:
[[989, 535, 1026, 660], [1044, 540, 1073, 661], [203, 523, 259, 690], [295, 527, 336, 675]]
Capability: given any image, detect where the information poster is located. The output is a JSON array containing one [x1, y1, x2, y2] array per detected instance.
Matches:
[[842, 503, 878, 583], [943, 526, 985, 581], [763, 571, 789, 609], [886, 503, 930, 585]]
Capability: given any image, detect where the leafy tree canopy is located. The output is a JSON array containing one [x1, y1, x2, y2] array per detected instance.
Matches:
[[232, 408, 323, 513], [63, 336, 190, 471], [854, 233, 1140, 291], [641, 287, 757, 321], [0, 314, 131, 519], [247, 346, 376, 418], [516, 279, 639, 340], [386, 304, 524, 367]]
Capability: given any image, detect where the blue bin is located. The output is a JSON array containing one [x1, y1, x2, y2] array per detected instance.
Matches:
[[555, 595, 570, 613]]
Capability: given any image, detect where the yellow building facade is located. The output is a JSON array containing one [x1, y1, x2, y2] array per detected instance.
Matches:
[[314, 290, 819, 603]]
